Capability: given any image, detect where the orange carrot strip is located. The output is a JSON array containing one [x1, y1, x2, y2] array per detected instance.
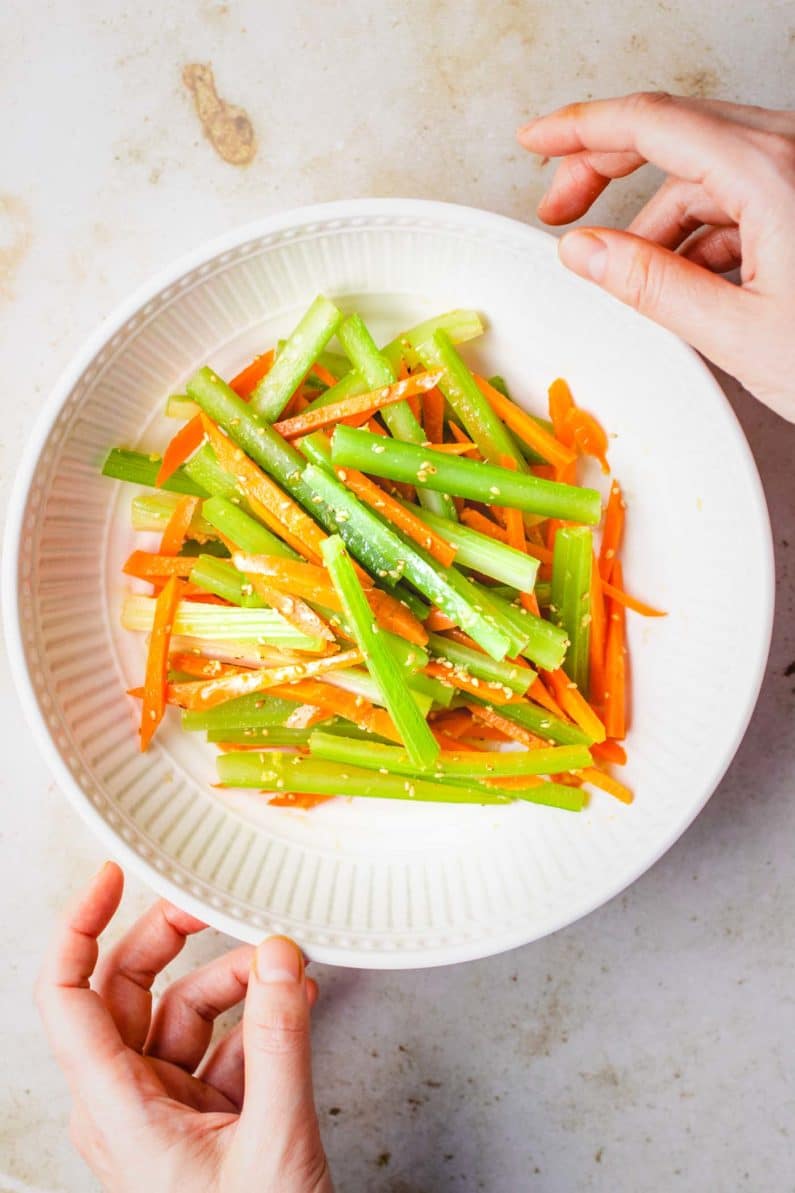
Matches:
[[432, 730, 484, 752], [448, 421, 482, 458], [156, 415, 205, 487], [581, 767, 634, 805], [590, 739, 627, 767], [169, 654, 247, 679], [268, 792, 335, 809], [547, 378, 576, 447], [310, 363, 338, 387], [139, 576, 182, 751], [201, 416, 326, 564], [465, 702, 547, 748], [427, 708, 473, 737], [497, 453, 540, 615], [600, 580, 666, 618], [427, 441, 477, 455], [422, 386, 445, 445], [366, 589, 429, 646], [247, 576, 336, 643], [425, 662, 513, 704], [485, 774, 545, 791], [476, 374, 576, 470], [599, 480, 625, 582], [123, 552, 196, 580], [425, 607, 457, 632], [604, 561, 628, 740], [528, 676, 567, 719], [168, 648, 363, 711], [570, 410, 609, 473], [160, 496, 200, 557], [335, 466, 457, 567], [541, 668, 607, 743], [230, 348, 276, 397], [267, 680, 401, 744], [459, 508, 510, 542], [272, 370, 443, 439], [531, 464, 557, 480]]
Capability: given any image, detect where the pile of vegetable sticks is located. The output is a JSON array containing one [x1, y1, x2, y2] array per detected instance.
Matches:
[[104, 296, 665, 813]]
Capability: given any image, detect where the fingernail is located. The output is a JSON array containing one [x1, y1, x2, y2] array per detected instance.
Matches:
[[559, 231, 608, 283], [254, 935, 303, 984]]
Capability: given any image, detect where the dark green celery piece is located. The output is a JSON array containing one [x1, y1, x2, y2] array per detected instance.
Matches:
[[102, 449, 207, 496]]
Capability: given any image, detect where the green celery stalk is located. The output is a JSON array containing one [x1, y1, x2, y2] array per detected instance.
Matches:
[[402, 670, 454, 707], [402, 503, 539, 590], [321, 535, 439, 768], [295, 430, 335, 471], [479, 698, 594, 746], [165, 394, 200, 420], [121, 594, 323, 650], [189, 556, 264, 608], [337, 313, 457, 520], [249, 296, 343, 420], [427, 632, 533, 695], [309, 730, 591, 779], [331, 426, 601, 524], [182, 443, 241, 501], [316, 348, 351, 377], [217, 751, 508, 804], [202, 496, 298, 559], [182, 693, 300, 732], [102, 449, 207, 496], [206, 726, 313, 746], [322, 670, 433, 718], [304, 465, 511, 660], [476, 585, 569, 672], [552, 527, 593, 693], [131, 492, 215, 538], [411, 330, 524, 467]]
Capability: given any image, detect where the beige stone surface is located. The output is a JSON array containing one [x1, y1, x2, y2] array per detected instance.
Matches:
[[1, 2, 793, 1190]]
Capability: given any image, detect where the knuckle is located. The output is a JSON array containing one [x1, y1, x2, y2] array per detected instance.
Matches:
[[250, 1005, 308, 1055], [758, 130, 795, 173], [630, 90, 674, 115], [623, 242, 666, 315]]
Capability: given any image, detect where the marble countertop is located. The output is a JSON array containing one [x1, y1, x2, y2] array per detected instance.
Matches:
[[2, 3, 793, 1190]]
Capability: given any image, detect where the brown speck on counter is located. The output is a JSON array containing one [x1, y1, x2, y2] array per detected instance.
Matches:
[[376, 1151, 391, 1167], [182, 62, 256, 165], [0, 194, 32, 300]]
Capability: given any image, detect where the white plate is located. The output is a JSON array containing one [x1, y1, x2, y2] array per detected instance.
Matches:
[[2, 199, 773, 968]]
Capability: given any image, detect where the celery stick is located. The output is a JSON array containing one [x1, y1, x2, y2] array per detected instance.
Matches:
[[202, 496, 299, 559], [249, 296, 343, 420], [131, 492, 215, 538], [121, 594, 324, 650], [189, 556, 263, 608], [552, 527, 593, 693], [206, 726, 313, 746], [102, 449, 207, 496], [182, 443, 241, 501], [182, 693, 300, 732], [427, 633, 533, 695], [403, 503, 539, 590]]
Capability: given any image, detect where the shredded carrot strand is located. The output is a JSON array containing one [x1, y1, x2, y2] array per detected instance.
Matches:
[[335, 466, 457, 567], [272, 370, 443, 439], [169, 653, 246, 679], [599, 481, 625, 582], [459, 508, 509, 542], [590, 739, 627, 767], [604, 560, 628, 740], [156, 415, 205, 487], [123, 552, 196, 580], [424, 662, 513, 703], [268, 792, 335, 809], [601, 579, 666, 618], [139, 575, 182, 751], [581, 767, 634, 804], [168, 648, 363, 711], [159, 496, 200, 557], [422, 386, 445, 445], [541, 669, 607, 743], [267, 679, 401, 743], [476, 374, 576, 470], [310, 363, 338, 387], [527, 676, 566, 719], [465, 702, 548, 748], [229, 348, 276, 397], [247, 576, 336, 642], [448, 421, 482, 458], [588, 556, 607, 710]]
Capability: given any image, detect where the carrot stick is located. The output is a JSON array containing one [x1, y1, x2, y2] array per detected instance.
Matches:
[[422, 386, 445, 445], [548, 378, 575, 447], [604, 561, 628, 740], [465, 702, 547, 748], [202, 416, 327, 564], [599, 480, 624, 582], [230, 348, 275, 397], [156, 415, 205, 487], [123, 552, 196, 580], [600, 579, 666, 618], [498, 453, 540, 615], [581, 767, 633, 804], [590, 739, 627, 766], [459, 508, 510, 542], [169, 653, 247, 679], [432, 729, 485, 751], [267, 679, 401, 743], [484, 774, 545, 790], [541, 668, 607, 743], [139, 575, 182, 751], [268, 792, 335, 809], [310, 363, 338, 387], [160, 496, 200, 557], [426, 441, 477, 455], [475, 374, 576, 470], [167, 647, 363, 711], [425, 607, 457, 631], [427, 708, 473, 738], [272, 370, 443, 439], [424, 662, 513, 704], [335, 466, 457, 567], [448, 421, 482, 459], [247, 576, 336, 643], [528, 676, 566, 719]]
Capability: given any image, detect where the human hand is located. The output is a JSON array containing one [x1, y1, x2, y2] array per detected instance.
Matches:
[[35, 862, 332, 1193], [517, 93, 795, 421]]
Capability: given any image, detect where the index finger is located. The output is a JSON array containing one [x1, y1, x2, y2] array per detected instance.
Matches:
[[35, 863, 133, 1096], [518, 92, 766, 219]]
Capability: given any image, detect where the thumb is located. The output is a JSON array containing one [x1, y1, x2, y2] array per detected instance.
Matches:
[[558, 227, 752, 380], [234, 937, 327, 1185]]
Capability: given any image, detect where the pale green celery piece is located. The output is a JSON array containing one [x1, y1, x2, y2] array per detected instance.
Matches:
[[249, 296, 343, 421], [131, 492, 215, 538], [120, 593, 324, 650], [202, 496, 298, 559]]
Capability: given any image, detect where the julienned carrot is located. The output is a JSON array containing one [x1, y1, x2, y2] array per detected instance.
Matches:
[[604, 560, 628, 740], [528, 676, 566, 719], [466, 702, 547, 748], [476, 374, 576, 471], [601, 579, 666, 618], [156, 415, 205, 487], [428, 441, 477, 455], [499, 454, 540, 616], [590, 739, 627, 766], [123, 552, 196, 580], [272, 371, 443, 439], [588, 556, 607, 710], [335, 466, 457, 568], [268, 792, 334, 809], [448, 421, 482, 458], [140, 575, 182, 751], [201, 416, 326, 564], [266, 679, 401, 743], [366, 590, 429, 647], [541, 668, 607, 743], [459, 508, 509, 542], [581, 767, 633, 804], [427, 708, 473, 738], [230, 348, 275, 397], [422, 385, 445, 445], [548, 378, 609, 473], [310, 363, 338, 388], [548, 378, 575, 447], [169, 653, 247, 679], [425, 607, 457, 631], [424, 661, 513, 704], [160, 496, 200, 557], [247, 576, 337, 643], [167, 647, 364, 711], [599, 480, 624, 582]]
